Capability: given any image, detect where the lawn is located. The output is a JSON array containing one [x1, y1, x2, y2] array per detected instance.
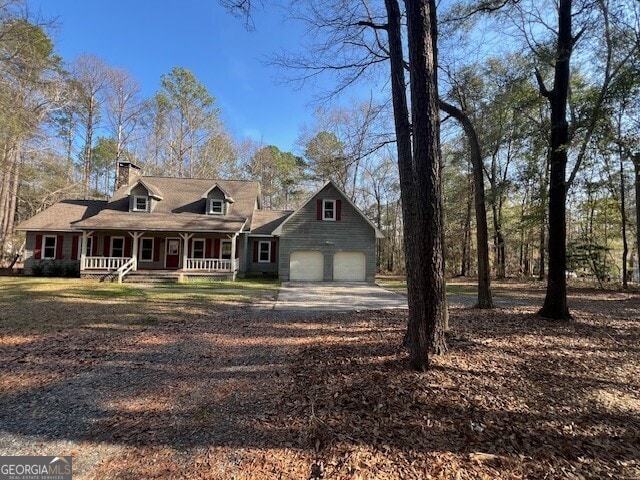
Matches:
[[0, 277, 638, 479]]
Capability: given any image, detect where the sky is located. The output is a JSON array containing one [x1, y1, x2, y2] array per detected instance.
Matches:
[[28, 0, 336, 153]]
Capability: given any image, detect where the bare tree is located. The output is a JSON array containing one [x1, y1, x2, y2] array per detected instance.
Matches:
[[104, 67, 144, 190], [72, 54, 112, 198]]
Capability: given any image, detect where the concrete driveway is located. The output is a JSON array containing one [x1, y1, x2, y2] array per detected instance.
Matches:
[[274, 282, 408, 312]]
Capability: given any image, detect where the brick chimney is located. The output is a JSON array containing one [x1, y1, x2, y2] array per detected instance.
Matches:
[[116, 161, 142, 190]]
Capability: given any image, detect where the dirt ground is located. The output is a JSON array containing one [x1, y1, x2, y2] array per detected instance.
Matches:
[[0, 279, 638, 479]]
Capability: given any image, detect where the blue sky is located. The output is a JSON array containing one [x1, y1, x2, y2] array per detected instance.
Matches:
[[29, 0, 334, 152]]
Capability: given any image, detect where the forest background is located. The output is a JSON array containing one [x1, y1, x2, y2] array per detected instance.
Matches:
[[1, 0, 639, 288]]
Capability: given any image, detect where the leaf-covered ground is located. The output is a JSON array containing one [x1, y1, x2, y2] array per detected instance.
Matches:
[[0, 278, 638, 479]]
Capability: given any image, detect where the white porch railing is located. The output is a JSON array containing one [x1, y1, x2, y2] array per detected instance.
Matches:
[[185, 258, 236, 272], [82, 256, 129, 271], [117, 257, 137, 283]]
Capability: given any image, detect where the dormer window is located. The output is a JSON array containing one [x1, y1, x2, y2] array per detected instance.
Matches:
[[209, 199, 225, 215], [323, 199, 336, 221], [133, 196, 148, 212]]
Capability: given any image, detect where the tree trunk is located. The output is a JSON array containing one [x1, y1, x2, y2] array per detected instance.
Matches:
[[83, 96, 96, 199], [439, 100, 493, 308], [539, 0, 572, 320], [385, 0, 447, 371], [461, 183, 472, 276], [492, 204, 506, 279], [633, 155, 640, 283], [405, 0, 447, 363], [619, 148, 628, 289]]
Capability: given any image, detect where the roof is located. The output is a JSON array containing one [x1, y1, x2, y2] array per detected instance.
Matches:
[[17, 200, 108, 231], [250, 210, 294, 235], [111, 177, 259, 221], [272, 180, 384, 239], [72, 211, 247, 233], [125, 178, 164, 200]]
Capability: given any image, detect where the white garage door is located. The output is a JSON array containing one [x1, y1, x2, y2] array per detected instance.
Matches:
[[290, 251, 324, 281], [333, 251, 366, 282]]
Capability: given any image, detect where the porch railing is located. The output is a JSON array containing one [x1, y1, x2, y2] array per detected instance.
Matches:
[[82, 256, 129, 271], [117, 257, 137, 283], [185, 258, 236, 272]]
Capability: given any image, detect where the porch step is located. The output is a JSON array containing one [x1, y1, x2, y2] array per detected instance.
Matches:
[[123, 271, 180, 283], [82, 270, 235, 283]]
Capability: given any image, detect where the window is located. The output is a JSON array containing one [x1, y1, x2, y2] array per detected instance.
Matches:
[[133, 196, 148, 212], [192, 239, 205, 259], [209, 199, 224, 214], [111, 237, 125, 257], [258, 241, 271, 263], [220, 240, 232, 259], [140, 238, 153, 262], [84, 237, 93, 256], [43, 236, 56, 259], [323, 199, 336, 221]]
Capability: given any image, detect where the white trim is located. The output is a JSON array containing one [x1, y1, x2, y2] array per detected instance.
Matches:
[[209, 199, 225, 215], [258, 240, 271, 263], [191, 238, 206, 259], [42, 235, 57, 259], [110, 236, 125, 258], [133, 196, 148, 212], [139, 237, 154, 262], [201, 183, 235, 203], [83, 236, 93, 257], [323, 199, 336, 221]]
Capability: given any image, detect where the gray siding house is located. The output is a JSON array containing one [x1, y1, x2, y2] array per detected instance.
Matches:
[[17, 162, 382, 282], [274, 182, 383, 282]]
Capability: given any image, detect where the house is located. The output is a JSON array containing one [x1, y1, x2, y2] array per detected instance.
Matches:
[[17, 161, 383, 282]]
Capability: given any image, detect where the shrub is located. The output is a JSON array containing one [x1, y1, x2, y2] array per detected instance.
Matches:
[[31, 262, 45, 276], [46, 262, 65, 277]]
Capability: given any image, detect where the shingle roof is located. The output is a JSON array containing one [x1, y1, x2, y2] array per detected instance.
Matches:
[[250, 210, 293, 235], [111, 177, 259, 220], [16, 200, 108, 231], [72, 211, 247, 232], [18, 177, 268, 234]]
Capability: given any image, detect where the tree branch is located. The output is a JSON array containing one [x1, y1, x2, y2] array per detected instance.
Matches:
[[356, 20, 388, 30], [534, 67, 550, 98]]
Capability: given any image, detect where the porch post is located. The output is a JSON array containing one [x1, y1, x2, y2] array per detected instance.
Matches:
[[129, 231, 143, 271], [81, 230, 93, 271], [179, 233, 194, 270], [230, 233, 238, 280]]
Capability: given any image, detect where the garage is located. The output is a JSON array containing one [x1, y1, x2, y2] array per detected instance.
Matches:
[[333, 251, 366, 282], [290, 250, 324, 281]]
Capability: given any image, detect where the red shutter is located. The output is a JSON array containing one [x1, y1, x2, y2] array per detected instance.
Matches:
[[124, 236, 132, 257], [103, 236, 111, 257], [34, 234, 42, 259], [253, 240, 259, 262], [214, 239, 220, 258], [271, 241, 277, 263], [336, 199, 342, 221], [206, 238, 212, 258], [316, 199, 323, 220], [153, 237, 161, 261], [92, 237, 98, 256], [56, 235, 64, 259], [71, 235, 79, 260]]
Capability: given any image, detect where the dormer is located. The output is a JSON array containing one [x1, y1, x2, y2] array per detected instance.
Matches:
[[124, 179, 163, 213], [202, 184, 234, 215]]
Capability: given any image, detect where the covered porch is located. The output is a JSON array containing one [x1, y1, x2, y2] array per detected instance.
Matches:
[[79, 230, 241, 282]]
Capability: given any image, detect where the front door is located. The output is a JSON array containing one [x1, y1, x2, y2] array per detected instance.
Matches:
[[166, 239, 180, 269]]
